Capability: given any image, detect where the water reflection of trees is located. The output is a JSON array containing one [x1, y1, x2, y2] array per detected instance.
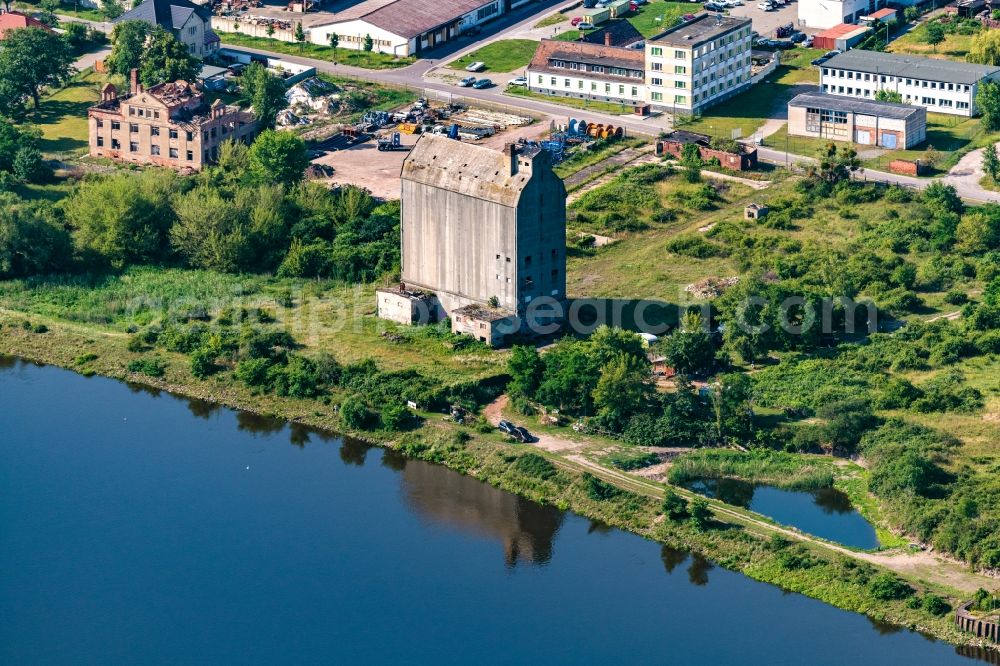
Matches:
[[339, 438, 369, 466], [399, 459, 564, 568], [660, 545, 713, 586], [812, 487, 855, 515]]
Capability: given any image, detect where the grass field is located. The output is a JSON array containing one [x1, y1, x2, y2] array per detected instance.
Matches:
[[448, 39, 540, 73], [218, 32, 415, 69], [13, 0, 108, 22], [505, 86, 639, 114], [534, 12, 568, 29], [887, 19, 978, 61], [26, 68, 102, 158], [765, 113, 993, 175], [627, 1, 690, 37]]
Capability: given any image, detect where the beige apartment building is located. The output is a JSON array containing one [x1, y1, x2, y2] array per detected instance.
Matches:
[[644, 14, 752, 115], [88, 70, 256, 170]]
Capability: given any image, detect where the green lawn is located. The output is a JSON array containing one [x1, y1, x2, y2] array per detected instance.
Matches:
[[555, 29, 583, 41], [13, 0, 108, 22], [25, 68, 102, 158], [505, 86, 639, 115], [627, 1, 690, 38], [448, 39, 540, 73], [887, 19, 978, 61], [676, 72, 792, 139], [534, 12, 568, 29], [218, 32, 415, 69]]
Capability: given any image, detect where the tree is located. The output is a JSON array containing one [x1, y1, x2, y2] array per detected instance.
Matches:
[[904, 6, 919, 22], [329, 32, 339, 60], [924, 22, 945, 53], [294, 22, 305, 51], [874, 89, 903, 103], [660, 310, 715, 376], [340, 394, 370, 429], [0, 26, 74, 113], [592, 353, 653, 433], [13, 145, 49, 183], [64, 171, 177, 267], [105, 20, 149, 79], [809, 142, 861, 187], [101, 0, 124, 19], [0, 193, 71, 278], [0, 117, 36, 173], [363, 33, 374, 52], [266, 22, 275, 38], [688, 497, 712, 531], [706, 373, 754, 445], [680, 142, 701, 183], [170, 183, 288, 272], [247, 130, 309, 187], [662, 490, 688, 521], [985, 143, 1000, 183], [968, 29, 1000, 66], [508, 345, 543, 398], [978, 81, 1000, 131], [63, 22, 90, 53], [139, 27, 199, 88], [239, 62, 287, 130]]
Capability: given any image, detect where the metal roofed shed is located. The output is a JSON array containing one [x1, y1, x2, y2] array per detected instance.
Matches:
[[821, 50, 1000, 86], [787, 91, 927, 149], [811, 23, 871, 51]]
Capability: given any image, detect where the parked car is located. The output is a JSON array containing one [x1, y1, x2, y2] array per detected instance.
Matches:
[[508, 76, 528, 87], [465, 61, 486, 72], [775, 23, 794, 38], [705, 2, 726, 10], [790, 31, 807, 43], [472, 78, 494, 89], [498, 420, 516, 435], [770, 39, 796, 49], [458, 76, 476, 87], [756, 1, 774, 10], [513, 426, 533, 443], [571, 16, 583, 26], [578, 21, 595, 29], [682, 13, 697, 21], [803, 36, 814, 47], [810, 55, 831, 66]]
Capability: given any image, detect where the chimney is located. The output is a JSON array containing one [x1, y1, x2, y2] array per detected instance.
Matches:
[[130, 68, 142, 95], [605, 31, 612, 47], [503, 143, 518, 176]]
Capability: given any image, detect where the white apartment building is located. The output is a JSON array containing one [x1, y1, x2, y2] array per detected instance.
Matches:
[[820, 50, 1000, 117], [644, 14, 753, 115], [526, 38, 647, 107], [797, 0, 890, 30]]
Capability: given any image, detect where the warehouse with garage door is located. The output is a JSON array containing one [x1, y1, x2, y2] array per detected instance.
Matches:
[[787, 92, 926, 149]]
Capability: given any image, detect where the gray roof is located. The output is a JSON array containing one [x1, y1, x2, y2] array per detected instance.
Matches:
[[822, 50, 1000, 85], [115, 0, 210, 31], [789, 92, 925, 120], [402, 134, 541, 207], [313, 0, 497, 39], [649, 13, 749, 48]]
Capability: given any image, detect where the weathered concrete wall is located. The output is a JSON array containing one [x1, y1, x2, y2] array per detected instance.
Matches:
[[515, 152, 567, 310], [400, 180, 518, 312]]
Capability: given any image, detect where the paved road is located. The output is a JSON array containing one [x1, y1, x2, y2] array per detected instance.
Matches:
[[755, 144, 1000, 203]]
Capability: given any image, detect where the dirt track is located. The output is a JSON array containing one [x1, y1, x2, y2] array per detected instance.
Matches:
[[481, 394, 999, 594]]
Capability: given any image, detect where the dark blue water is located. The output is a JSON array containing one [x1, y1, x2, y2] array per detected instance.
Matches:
[[688, 477, 881, 550], [0, 358, 984, 664]]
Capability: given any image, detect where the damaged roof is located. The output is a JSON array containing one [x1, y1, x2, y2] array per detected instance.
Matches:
[[401, 134, 541, 207]]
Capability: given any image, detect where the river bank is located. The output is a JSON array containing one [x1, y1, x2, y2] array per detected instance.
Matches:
[[1, 312, 997, 654]]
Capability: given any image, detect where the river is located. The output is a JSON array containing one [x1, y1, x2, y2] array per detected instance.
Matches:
[[0, 358, 986, 664]]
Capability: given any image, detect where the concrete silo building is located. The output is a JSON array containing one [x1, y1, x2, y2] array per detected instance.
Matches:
[[377, 134, 566, 346]]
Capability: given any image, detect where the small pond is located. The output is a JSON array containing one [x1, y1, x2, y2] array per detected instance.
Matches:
[[687, 477, 880, 550]]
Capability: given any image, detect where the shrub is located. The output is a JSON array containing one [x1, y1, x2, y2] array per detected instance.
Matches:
[[340, 394, 370, 430], [583, 472, 624, 500], [662, 490, 688, 520], [380, 402, 409, 431], [868, 573, 914, 601], [665, 234, 728, 258], [31, 323, 48, 334], [189, 347, 217, 379], [604, 450, 660, 471], [513, 453, 557, 480], [921, 594, 951, 616], [74, 353, 99, 366], [127, 358, 166, 378]]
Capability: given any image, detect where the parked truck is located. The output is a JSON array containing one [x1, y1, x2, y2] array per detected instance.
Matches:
[[377, 132, 410, 151]]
